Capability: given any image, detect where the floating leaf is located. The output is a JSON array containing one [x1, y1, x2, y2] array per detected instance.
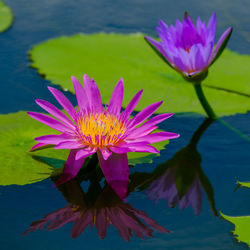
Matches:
[[0, 111, 69, 186], [30, 33, 250, 117], [237, 181, 250, 188], [0, 1, 13, 32], [221, 212, 250, 246], [0, 112, 169, 185]]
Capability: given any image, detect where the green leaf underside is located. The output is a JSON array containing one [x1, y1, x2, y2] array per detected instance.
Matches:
[[0, 1, 13, 32], [221, 213, 250, 246], [0, 112, 169, 185], [30, 33, 250, 116]]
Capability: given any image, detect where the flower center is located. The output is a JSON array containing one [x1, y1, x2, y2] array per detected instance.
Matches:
[[76, 112, 127, 147]]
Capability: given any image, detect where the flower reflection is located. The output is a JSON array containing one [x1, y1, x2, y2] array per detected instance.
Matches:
[[23, 175, 169, 241], [132, 118, 217, 216]]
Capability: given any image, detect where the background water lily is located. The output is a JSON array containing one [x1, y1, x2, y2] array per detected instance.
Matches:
[[145, 12, 233, 119], [27, 75, 179, 198], [145, 12, 232, 81]]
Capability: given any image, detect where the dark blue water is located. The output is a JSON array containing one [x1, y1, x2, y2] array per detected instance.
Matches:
[[0, 0, 250, 249]]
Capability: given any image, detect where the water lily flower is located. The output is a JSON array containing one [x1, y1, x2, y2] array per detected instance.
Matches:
[[23, 180, 169, 241], [145, 12, 232, 82], [27, 75, 179, 198]]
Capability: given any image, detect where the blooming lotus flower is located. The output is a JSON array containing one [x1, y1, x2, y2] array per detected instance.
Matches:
[[27, 75, 179, 198], [145, 13, 232, 81], [23, 180, 169, 241]]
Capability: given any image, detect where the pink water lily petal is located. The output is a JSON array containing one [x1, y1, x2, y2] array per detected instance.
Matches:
[[111, 142, 159, 154], [54, 140, 84, 149], [99, 147, 112, 160], [97, 151, 129, 199], [128, 101, 163, 129], [55, 150, 86, 186], [35, 134, 74, 145], [121, 89, 143, 121], [35, 99, 75, 128], [128, 131, 180, 144], [48, 87, 77, 121], [27, 112, 73, 133], [83, 74, 103, 112], [30, 142, 54, 152], [127, 113, 174, 138], [107, 79, 124, 116], [75, 147, 96, 160], [71, 76, 89, 112]]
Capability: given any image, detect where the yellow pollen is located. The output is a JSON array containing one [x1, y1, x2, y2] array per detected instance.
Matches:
[[76, 112, 127, 147]]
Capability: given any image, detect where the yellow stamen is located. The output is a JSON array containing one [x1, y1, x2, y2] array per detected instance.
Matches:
[[77, 112, 127, 147]]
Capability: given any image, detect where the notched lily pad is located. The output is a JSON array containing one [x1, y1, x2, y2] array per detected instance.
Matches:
[[0, 1, 14, 32], [221, 212, 250, 246], [30, 33, 250, 117]]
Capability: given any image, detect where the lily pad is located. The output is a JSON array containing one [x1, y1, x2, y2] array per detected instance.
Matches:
[[0, 111, 69, 186], [0, 1, 13, 32], [30, 33, 250, 117], [237, 181, 250, 188], [0, 112, 169, 185], [221, 213, 250, 246]]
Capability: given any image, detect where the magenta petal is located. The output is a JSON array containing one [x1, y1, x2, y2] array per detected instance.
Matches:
[[112, 142, 159, 154], [210, 27, 232, 65], [97, 151, 128, 199], [54, 140, 84, 149], [71, 76, 89, 111], [128, 101, 163, 129], [121, 90, 143, 121], [75, 147, 96, 160], [30, 142, 54, 152], [127, 113, 174, 138], [48, 87, 76, 121], [107, 79, 124, 116], [99, 147, 112, 160], [55, 150, 86, 186], [27, 112, 73, 133], [130, 131, 180, 144], [83, 74, 103, 112], [35, 134, 74, 145], [35, 99, 75, 128]]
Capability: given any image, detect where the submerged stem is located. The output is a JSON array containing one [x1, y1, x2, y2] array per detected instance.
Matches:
[[194, 83, 217, 119]]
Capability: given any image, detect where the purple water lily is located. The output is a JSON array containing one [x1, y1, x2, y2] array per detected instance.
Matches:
[[27, 75, 179, 198], [145, 12, 232, 81]]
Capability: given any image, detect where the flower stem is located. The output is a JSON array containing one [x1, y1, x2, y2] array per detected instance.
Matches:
[[194, 83, 217, 119]]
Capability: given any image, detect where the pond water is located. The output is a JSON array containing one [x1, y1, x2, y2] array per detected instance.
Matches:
[[0, 0, 250, 249]]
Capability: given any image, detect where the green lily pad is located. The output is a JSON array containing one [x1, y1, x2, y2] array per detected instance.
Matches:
[[221, 212, 250, 246], [237, 181, 250, 188], [0, 1, 13, 32], [0, 111, 69, 186], [30, 33, 250, 117], [0, 112, 169, 185]]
